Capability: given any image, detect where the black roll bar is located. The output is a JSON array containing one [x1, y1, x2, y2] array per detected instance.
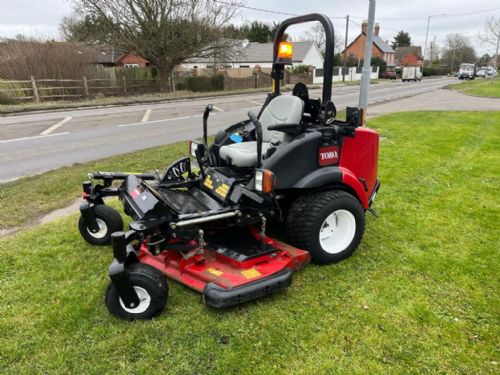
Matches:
[[272, 13, 334, 108]]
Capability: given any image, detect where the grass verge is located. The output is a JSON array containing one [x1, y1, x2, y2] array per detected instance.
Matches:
[[446, 78, 500, 98], [0, 111, 498, 373]]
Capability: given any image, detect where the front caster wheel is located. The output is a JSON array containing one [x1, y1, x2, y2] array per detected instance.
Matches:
[[78, 205, 123, 245], [286, 190, 365, 264], [105, 263, 168, 320]]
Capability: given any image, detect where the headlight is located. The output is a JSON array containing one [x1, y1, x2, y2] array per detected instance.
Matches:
[[190, 140, 202, 158], [254, 169, 275, 193]]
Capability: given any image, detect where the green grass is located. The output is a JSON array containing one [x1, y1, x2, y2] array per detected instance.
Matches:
[[0, 111, 499, 373], [447, 78, 500, 98]]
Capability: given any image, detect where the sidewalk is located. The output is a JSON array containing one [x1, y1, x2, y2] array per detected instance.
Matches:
[[368, 88, 499, 117]]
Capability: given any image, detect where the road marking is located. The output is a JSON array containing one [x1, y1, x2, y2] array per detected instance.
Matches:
[[246, 99, 262, 105], [40, 117, 72, 135], [118, 115, 192, 128], [0, 132, 69, 144], [212, 105, 224, 112], [141, 108, 152, 122]]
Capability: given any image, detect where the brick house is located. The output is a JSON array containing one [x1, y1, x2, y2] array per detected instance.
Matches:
[[342, 22, 395, 66], [395, 46, 423, 67], [78, 44, 150, 68]]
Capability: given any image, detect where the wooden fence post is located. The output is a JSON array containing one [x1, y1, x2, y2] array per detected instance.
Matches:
[[31, 76, 40, 103], [123, 76, 127, 94], [83, 76, 89, 98]]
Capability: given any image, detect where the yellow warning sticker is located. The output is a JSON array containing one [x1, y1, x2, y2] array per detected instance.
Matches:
[[215, 183, 229, 198], [207, 268, 223, 276], [203, 175, 213, 189], [241, 268, 261, 279]]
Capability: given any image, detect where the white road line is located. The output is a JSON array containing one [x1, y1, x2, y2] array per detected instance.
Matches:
[[141, 108, 152, 122], [40, 117, 72, 136], [118, 115, 192, 128], [0, 132, 70, 144], [246, 99, 263, 105], [212, 105, 224, 112]]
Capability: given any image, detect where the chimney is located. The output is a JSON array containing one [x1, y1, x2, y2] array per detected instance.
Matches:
[[374, 23, 380, 36], [362, 20, 368, 34]]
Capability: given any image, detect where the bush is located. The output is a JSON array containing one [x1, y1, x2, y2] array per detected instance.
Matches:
[[288, 64, 310, 74], [185, 75, 223, 92]]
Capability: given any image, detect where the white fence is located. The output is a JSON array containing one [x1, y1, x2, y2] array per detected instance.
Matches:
[[313, 66, 379, 84]]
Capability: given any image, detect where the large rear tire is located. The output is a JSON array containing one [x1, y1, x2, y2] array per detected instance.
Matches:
[[286, 190, 365, 264], [78, 205, 123, 245], [105, 263, 168, 320]]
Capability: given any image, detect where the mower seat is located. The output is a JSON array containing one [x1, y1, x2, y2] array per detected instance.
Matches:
[[219, 95, 304, 168]]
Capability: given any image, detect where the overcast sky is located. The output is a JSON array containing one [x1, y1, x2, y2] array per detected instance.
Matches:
[[0, 0, 498, 56]]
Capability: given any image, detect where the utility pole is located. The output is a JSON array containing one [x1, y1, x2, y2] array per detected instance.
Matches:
[[342, 15, 349, 82], [429, 35, 436, 66], [494, 34, 500, 69], [423, 13, 446, 67], [359, 0, 376, 112]]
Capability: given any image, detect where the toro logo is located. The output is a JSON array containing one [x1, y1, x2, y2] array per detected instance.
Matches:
[[319, 145, 339, 166]]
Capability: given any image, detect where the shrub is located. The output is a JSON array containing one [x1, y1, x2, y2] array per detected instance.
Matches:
[[288, 64, 310, 74]]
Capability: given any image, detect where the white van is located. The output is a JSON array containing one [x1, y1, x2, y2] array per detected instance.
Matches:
[[402, 66, 422, 82], [458, 63, 475, 80]]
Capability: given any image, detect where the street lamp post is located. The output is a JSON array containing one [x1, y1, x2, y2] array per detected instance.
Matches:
[[423, 13, 446, 67]]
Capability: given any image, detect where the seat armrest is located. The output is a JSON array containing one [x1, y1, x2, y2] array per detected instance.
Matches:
[[267, 123, 302, 135]]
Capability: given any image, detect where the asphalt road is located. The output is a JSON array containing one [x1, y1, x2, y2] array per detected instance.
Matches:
[[0, 77, 455, 183]]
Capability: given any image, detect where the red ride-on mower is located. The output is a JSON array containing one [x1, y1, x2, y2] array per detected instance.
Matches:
[[78, 13, 380, 320]]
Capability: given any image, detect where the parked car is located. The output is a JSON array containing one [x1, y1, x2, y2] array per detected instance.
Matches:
[[476, 69, 486, 77], [486, 67, 497, 77], [382, 69, 397, 80], [458, 63, 475, 80], [402, 66, 422, 82]]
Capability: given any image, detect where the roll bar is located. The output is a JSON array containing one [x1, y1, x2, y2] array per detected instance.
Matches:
[[272, 13, 335, 108]]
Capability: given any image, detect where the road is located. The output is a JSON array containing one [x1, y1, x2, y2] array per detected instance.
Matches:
[[0, 77, 455, 183]]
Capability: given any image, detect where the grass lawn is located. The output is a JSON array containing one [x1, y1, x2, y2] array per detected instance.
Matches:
[[0, 111, 499, 374], [447, 78, 500, 98]]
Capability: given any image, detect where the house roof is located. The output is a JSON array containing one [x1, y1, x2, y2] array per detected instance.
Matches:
[[395, 46, 423, 59], [188, 41, 318, 64], [342, 32, 395, 55], [371, 34, 394, 54]]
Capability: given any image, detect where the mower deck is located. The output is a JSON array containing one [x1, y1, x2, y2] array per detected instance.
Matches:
[[137, 228, 310, 308]]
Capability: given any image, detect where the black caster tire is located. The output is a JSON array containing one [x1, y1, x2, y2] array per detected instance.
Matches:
[[286, 190, 365, 265], [78, 205, 123, 245], [105, 263, 168, 320]]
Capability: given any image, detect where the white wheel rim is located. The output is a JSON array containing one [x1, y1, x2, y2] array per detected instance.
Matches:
[[87, 218, 107, 239], [319, 209, 356, 254], [119, 286, 151, 314]]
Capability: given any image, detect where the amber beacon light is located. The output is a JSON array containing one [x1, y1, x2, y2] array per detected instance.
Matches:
[[277, 41, 293, 64]]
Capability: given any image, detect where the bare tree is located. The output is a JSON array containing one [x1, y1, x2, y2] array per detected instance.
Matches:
[[478, 16, 500, 68], [442, 33, 477, 73], [302, 23, 343, 55], [68, 0, 242, 90]]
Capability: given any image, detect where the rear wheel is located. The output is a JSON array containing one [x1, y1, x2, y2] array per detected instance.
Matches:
[[286, 190, 365, 264], [105, 263, 168, 320], [78, 205, 123, 245]]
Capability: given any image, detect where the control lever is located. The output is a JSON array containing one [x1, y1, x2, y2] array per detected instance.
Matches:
[[247, 111, 263, 168], [203, 104, 214, 165]]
